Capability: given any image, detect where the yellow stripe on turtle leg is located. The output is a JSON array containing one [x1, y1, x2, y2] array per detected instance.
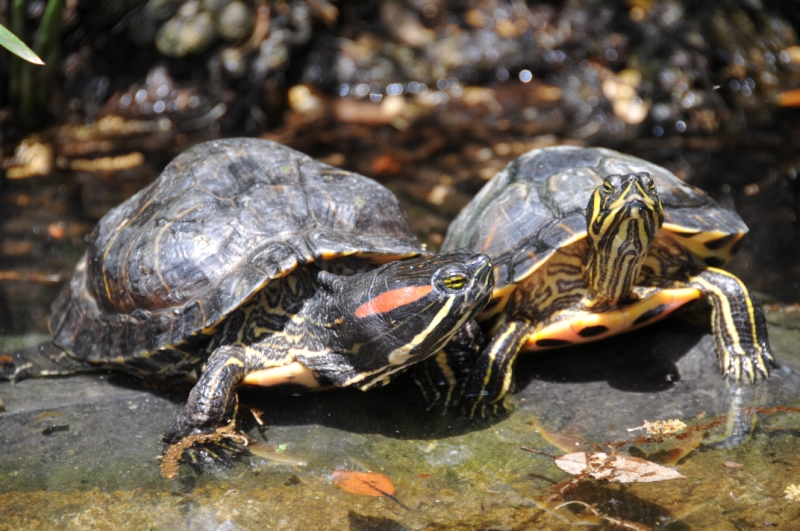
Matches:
[[414, 320, 486, 413], [464, 321, 534, 418], [691, 275, 744, 379], [433, 349, 459, 408], [686, 267, 773, 383], [412, 349, 455, 411]]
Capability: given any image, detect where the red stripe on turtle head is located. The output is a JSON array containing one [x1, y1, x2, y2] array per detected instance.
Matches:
[[354, 285, 434, 318]]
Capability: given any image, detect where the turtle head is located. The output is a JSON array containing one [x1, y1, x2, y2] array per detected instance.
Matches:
[[584, 172, 664, 305], [314, 250, 493, 390]]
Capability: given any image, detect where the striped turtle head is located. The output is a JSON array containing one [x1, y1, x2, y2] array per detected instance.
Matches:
[[319, 250, 493, 390], [584, 172, 664, 304]]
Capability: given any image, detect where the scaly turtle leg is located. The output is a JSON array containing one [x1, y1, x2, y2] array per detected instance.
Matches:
[[685, 267, 774, 383], [460, 321, 535, 418], [163, 343, 323, 443], [414, 320, 484, 412], [163, 345, 250, 443], [1, 342, 91, 382]]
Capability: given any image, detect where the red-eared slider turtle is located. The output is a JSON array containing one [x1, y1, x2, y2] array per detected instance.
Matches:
[[1, 138, 493, 442], [423, 145, 773, 417]]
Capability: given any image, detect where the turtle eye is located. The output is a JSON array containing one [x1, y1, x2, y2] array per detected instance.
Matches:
[[442, 274, 466, 290], [638, 173, 655, 191], [435, 266, 471, 292], [602, 180, 613, 194]]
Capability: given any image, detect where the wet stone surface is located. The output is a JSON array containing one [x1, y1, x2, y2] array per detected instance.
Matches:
[[1, 311, 799, 530]]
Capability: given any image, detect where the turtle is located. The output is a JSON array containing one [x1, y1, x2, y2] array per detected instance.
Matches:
[[418, 145, 773, 417], [1, 137, 494, 443]]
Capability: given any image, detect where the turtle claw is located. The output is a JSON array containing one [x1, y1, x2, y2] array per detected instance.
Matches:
[[721, 346, 774, 385], [160, 423, 250, 479], [470, 404, 512, 423], [462, 392, 513, 422], [180, 438, 250, 475], [413, 362, 454, 414]]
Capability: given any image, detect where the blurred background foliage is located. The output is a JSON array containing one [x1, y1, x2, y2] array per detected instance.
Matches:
[[1, 0, 800, 139]]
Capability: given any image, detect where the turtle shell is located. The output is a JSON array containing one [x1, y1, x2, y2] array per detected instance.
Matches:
[[442, 146, 748, 291], [50, 138, 426, 368]]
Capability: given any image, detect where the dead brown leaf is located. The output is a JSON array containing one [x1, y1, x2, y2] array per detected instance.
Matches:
[[554, 452, 686, 483], [331, 469, 395, 497]]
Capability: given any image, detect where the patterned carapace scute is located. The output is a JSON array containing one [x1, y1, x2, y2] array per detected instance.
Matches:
[[443, 146, 747, 288], [50, 138, 426, 361]]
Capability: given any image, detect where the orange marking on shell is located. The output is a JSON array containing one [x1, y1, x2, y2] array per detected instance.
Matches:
[[355, 285, 433, 318]]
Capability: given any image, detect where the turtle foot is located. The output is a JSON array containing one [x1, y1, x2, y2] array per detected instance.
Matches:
[[414, 320, 485, 414], [413, 364, 465, 415], [162, 413, 217, 445], [1, 342, 90, 382], [714, 311, 775, 385], [461, 394, 514, 422], [160, 423, 250, 479], [721, 343, 775, 384], [0, 354, 19, 381]]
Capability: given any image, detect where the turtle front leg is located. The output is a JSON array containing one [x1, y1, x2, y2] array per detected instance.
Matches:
[[686, 267, 774, 383], [415, 320, 484, 412], [461, 321, 535, 418], [163, 345, 248, 443]]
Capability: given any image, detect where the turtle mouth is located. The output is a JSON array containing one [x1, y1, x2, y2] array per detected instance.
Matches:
[[609, 195, 657, 213]]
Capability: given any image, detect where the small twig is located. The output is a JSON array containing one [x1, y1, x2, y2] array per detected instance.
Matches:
[[383, 492, 412, 512], [521, 446, 557, 459]]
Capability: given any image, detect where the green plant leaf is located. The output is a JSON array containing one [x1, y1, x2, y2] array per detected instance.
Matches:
[[0, 22, 44, 65]]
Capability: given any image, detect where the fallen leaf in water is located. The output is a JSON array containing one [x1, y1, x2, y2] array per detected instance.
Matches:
[[722, 461, 744, 468], [332, 470, 395, 497], [554, 452, 686, 483]]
